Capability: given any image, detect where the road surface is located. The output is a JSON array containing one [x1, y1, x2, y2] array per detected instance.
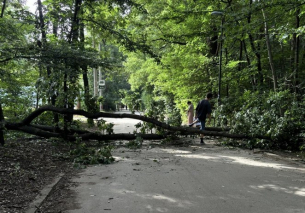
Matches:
[[65, 111, 305, 213]]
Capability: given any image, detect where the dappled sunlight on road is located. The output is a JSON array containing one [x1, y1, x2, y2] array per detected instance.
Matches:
[[220, 155, 305, 171], [68, 145, 305, 213], [145, 205, 168, 212], [112, 156, 137, 162], [113, 188, 193, 211], [159, 148, 192, 154], [175, 154, 219, 160], [250, 184, 305, 197], [151, 194, 178, 203], [174, 152, 305, 172]]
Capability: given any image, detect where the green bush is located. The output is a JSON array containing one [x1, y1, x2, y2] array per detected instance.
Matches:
[[97, 119, 114, 135], [71, 138, 115, 165], [126, 136, 143, 149], [215, 90, 305, 150]]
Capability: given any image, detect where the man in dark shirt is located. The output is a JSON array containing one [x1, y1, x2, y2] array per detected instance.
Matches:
[[195, 93, 213, 144]]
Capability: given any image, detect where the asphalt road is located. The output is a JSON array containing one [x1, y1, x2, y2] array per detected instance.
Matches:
[[65, 111, 305, 213]]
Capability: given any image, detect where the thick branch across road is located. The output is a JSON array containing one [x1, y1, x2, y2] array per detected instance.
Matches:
[[16, 106, 270, 140]]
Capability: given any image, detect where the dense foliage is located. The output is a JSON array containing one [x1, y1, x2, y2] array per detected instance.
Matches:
[[0, 0, 304, 150], [121, 0, 305, 150]]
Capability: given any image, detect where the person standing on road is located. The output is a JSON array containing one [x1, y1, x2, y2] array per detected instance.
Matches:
[[195, 93, 213, 144], [187, 101, 194, 125]]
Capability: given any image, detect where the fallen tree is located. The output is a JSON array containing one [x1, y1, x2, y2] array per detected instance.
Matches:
[[0, 105, 271, 145]]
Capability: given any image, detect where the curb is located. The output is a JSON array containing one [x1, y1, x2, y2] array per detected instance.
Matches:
[[26, 173, 64, 213]]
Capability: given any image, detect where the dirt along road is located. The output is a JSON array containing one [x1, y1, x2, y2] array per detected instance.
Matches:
[[64, 110, 305, 213]]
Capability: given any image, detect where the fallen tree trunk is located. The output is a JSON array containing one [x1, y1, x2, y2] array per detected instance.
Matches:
[[17, 125, 166, 141], [21, 106, 232, 132], [1, 105, 270, 143], [26, 125, 237, 141], [7, 123, 253, 141]]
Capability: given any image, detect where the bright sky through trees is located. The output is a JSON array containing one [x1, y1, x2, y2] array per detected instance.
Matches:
[[25, 0, 37, 13]]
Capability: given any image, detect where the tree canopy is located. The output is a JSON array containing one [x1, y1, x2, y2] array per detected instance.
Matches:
[[0, 0, 305, 150]]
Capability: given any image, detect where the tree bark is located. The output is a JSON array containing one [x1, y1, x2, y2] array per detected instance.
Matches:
[[1, 0, 6, 18], [63, 72, 69, 132], [51, 5, 59, 124], [14, 126, 244, 141], [69, 0, 82, 43], [37, 0, 47, 45], [80, 7, 92, 116], [0, 1, 7, 145], [261, 8, 278, 92], [65, 0, 83, 124], [242, 40, 256, 89], [37, 0, 59, 124], [29, 123, 230, 135], [5, 121, 260, 142], [247, 0, 264, 88], [0, 103, 5, 145], [10, 105, 269, 141], [293, 8, 300, 95], [229, 5, 255, 91], [238, 40, 243, 72]]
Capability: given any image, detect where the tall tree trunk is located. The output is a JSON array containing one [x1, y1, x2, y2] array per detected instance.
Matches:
[[51, 6, 59, 124], [242, 40, 251, 66], [238, 40, 243, 72], [38, 0, 59, 124], [79, 7, 96, 125], [0, 1, 6, 145], [64, 0, 83, 124], [52, 6, 59, 37], [80, 13, 92, 116], [242, 40, 256, 90], [0, 103, 5, 145], [63, 72, 69, 132], [69, 0, 82, 43], [37, 0, 47, 45], [1, 0, 6, 18], [293, 8, 300, 95], [261, 8, 278, 92], [237, 40, 243, 93], [225, 48, 229, 97], [247, 0, 264, 88], [230, 4, 255, 92]]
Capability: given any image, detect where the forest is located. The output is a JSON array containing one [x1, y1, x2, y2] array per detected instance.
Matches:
[[1, 0, 305, 151]]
